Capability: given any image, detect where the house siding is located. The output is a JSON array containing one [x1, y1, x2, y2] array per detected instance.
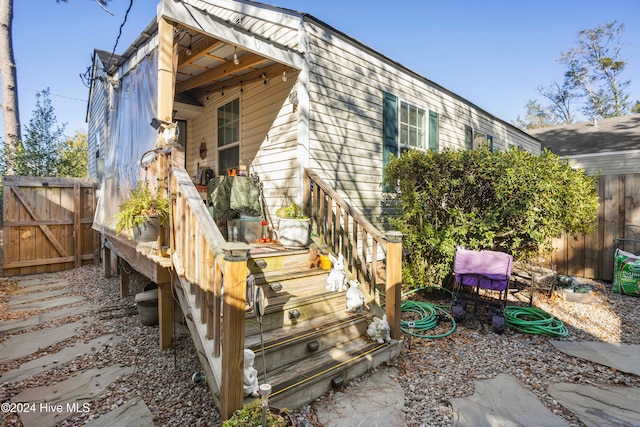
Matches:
[[178, 0, 301, 50], [303, 18, 539, 222], [86, 55, 109, 180], [185, 72, 299, 216], [570, 151, 640, 176]]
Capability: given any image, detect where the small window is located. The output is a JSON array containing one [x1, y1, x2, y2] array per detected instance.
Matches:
[[473, 132, 486, 149], [400, 101, 426, 150], [464, 126, 473, 150], [217, 98, 240, 174]]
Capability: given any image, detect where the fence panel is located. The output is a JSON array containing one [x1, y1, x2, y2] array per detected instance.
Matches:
[[551, 174, 640, 281], [3, 176, 99, 276]]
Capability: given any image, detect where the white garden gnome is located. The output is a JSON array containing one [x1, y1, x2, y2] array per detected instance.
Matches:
[[243, 349, 260, 397], [326, 253, 347, 292], [345, 280, 365, 313], [367, 315, 391, 344]]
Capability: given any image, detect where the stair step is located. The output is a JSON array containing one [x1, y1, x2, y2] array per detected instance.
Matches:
[[248, 245, 312, 274], [245, 290, 349, 334], [246, 313, 370, 373], [261, 337, 403, 409]]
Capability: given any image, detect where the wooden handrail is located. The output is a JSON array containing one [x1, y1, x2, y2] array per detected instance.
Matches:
[[170, 166, 249, 420], [303, 168, 403, 339]]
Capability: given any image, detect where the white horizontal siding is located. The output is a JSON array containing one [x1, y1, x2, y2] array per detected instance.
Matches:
[[570, 152, 640, 176], [303, 18, 540, 223], [179, 0, 301, 50], [183, 70, 298, 219]]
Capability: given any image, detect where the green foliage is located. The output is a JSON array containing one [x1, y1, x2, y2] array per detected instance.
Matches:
[[57, 131, 88, 178], [276, 202, 307, 219], [115, 181, 170, 236], [19, 88, 66, 176], [0, 89, 87, 178], [222, 400, 289, 427], [383, 148, 599, 289]]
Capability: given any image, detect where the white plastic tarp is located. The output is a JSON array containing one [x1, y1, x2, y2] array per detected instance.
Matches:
[[94, 50, 158, 233]]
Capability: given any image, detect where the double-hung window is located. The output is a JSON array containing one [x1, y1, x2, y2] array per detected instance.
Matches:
[[382, 92, 439, 190], [400, 102, 427, 151], [217, 98, 240, 175]]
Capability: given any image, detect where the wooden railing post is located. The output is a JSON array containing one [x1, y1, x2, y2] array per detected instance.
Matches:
[[220, 245, 249, 421], [385, 231, 403, 340]]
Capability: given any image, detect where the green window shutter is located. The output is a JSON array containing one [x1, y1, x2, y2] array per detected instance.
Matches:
[[465, 126, 473, 150], [428, 110, 439, 151], [382, 92, 398, 191], [487, 135, 494, 152]]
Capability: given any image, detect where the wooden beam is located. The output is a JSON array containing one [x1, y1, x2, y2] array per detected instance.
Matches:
[[177, 36, 223, 67], [157, 17, 175, 124], [176, 52, 267, 93]]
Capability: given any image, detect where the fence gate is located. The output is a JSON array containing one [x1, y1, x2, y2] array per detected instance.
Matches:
[[2, 176, 99, 277]]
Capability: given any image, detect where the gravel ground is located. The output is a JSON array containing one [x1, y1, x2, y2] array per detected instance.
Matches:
[[1, 266, 639, 426]]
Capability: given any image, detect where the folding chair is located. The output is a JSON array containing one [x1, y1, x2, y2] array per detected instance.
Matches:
[[451, 246, 513, 333]]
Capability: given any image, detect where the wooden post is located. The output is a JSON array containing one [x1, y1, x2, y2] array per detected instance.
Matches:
[[220, 249, 248, 421], [158, 279, 174, 351], [102, 244, 112, 278], [120, 260, 130, 299], [385, 231, 403, 340], [73, 182, 82, 268]]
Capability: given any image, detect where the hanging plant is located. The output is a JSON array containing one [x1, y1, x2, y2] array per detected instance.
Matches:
[[115, 181, 170, 238]]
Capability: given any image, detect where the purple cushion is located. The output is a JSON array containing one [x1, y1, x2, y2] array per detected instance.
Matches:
[[454, 246, 513, 291]]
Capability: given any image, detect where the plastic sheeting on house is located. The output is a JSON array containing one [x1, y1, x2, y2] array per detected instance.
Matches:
[[93, 50, 159, 234]]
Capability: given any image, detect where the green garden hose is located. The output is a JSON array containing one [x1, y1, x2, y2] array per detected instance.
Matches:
[[381, 286, 567, 338], [504, 306, 569, 337], [400, 300, 457, 339]]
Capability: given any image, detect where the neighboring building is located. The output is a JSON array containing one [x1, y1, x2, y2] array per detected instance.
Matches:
[[87, 0, 541, 233], [527, 114, 640, 176]]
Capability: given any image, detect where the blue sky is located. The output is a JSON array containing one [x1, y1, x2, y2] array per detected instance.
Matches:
[[5, 0, 640, 137]]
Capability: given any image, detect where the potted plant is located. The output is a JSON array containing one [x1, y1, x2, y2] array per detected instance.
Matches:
[[222, 399, 292, 427], [115, 182, 170, 242], [274, 202, 310, 248]]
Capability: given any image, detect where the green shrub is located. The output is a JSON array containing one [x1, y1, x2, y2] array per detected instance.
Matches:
[[383, 147, 598, 289]]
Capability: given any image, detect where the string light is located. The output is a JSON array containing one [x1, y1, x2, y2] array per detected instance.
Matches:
[[233, 46, 239, 65]]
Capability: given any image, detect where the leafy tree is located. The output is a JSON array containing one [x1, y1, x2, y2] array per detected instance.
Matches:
[[383, 148, 599, 289], [538, 79, 576, 125], [514, 100, 555, 130], [559, 21, 631, 119], [58, 131, 88, 178], [17, 88, 66, 176], [518, 21, 633, 129]]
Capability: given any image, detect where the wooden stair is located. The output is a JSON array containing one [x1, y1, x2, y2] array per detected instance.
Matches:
[[242, 245, 403, 409]]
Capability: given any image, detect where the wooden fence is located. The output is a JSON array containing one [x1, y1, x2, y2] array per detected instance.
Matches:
[[2, 176, 100, 276], [551, 173, 640, 282]]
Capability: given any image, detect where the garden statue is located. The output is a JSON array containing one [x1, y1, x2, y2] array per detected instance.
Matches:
[[367, 315, 391, 344], [326, 253, 346, 292], [243, 349, 260, 397], [345, 280, 365, 313]]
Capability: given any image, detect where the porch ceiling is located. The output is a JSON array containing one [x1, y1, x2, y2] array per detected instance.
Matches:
[[174, 27, 284, 102]]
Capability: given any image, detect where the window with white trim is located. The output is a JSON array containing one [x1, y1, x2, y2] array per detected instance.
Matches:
[[217, 98, 240, 175]]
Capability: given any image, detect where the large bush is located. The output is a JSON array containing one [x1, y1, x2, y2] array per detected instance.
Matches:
[[383, 147, 598, 289]]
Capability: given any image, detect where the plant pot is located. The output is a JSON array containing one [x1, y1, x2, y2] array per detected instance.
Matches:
[[133, 216, 161, 243], [277, 218, 310, 248]]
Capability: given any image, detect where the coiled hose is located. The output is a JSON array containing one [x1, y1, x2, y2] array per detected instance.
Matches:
[[504, 306, 569, 337], [388, 287, 567, 339], [387, 287, 458, 339]]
